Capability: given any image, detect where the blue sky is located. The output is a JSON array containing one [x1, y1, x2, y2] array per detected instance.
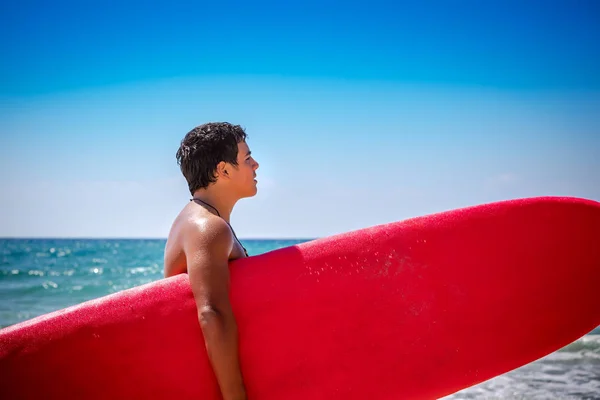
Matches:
[[1, 0, 599, 238]]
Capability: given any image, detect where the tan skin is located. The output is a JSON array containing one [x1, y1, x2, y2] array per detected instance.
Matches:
[[164, 141, 259, 400]]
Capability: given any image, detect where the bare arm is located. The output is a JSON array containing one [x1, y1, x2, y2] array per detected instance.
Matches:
[[184, 220, 246, 400]]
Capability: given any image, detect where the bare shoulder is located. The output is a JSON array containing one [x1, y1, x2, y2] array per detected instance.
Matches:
[[164, 208, 234, 277], [182, 214, 234, 258]]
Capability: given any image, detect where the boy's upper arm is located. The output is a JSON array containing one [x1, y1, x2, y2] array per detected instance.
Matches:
[[183, 219, 235, 312]]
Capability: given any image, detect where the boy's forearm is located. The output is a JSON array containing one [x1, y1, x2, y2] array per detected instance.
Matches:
[[198, 309, 247, 400]]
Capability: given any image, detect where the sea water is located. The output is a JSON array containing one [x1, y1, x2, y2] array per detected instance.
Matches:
[[1, 239, 598, 399]]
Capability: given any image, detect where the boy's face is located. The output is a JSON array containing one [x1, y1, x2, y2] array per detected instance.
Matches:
[[227, 141, 259, 198]]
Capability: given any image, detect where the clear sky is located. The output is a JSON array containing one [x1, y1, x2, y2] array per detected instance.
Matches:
[[1, 0, 599, 238]]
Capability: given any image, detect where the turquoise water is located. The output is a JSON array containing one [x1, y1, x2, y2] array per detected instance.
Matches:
[[1, 239, 598, 399], [0, 238, 307, 327]]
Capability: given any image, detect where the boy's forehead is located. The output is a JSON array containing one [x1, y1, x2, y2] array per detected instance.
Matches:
[[238, 141, 250, 153]]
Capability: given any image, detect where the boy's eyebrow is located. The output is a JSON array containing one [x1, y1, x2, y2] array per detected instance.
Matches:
[[246, 150, 252, 157]]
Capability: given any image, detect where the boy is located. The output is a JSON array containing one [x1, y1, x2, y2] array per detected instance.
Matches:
[[164, 122, 259, 400]]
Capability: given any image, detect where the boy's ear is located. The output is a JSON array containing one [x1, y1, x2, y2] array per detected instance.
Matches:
[[216, 161, 229, 178]]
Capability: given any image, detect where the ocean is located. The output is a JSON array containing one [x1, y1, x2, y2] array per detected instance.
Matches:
[[1, 238, 598, 399]]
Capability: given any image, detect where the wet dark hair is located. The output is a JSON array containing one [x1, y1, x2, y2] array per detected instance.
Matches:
[[176, 122, 247, 194]]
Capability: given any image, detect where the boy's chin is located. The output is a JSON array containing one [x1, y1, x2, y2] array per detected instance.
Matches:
[[241, 188, 258, 198]]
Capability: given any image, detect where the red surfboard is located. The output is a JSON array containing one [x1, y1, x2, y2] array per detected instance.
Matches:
[[1, 197, 599, 399]]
